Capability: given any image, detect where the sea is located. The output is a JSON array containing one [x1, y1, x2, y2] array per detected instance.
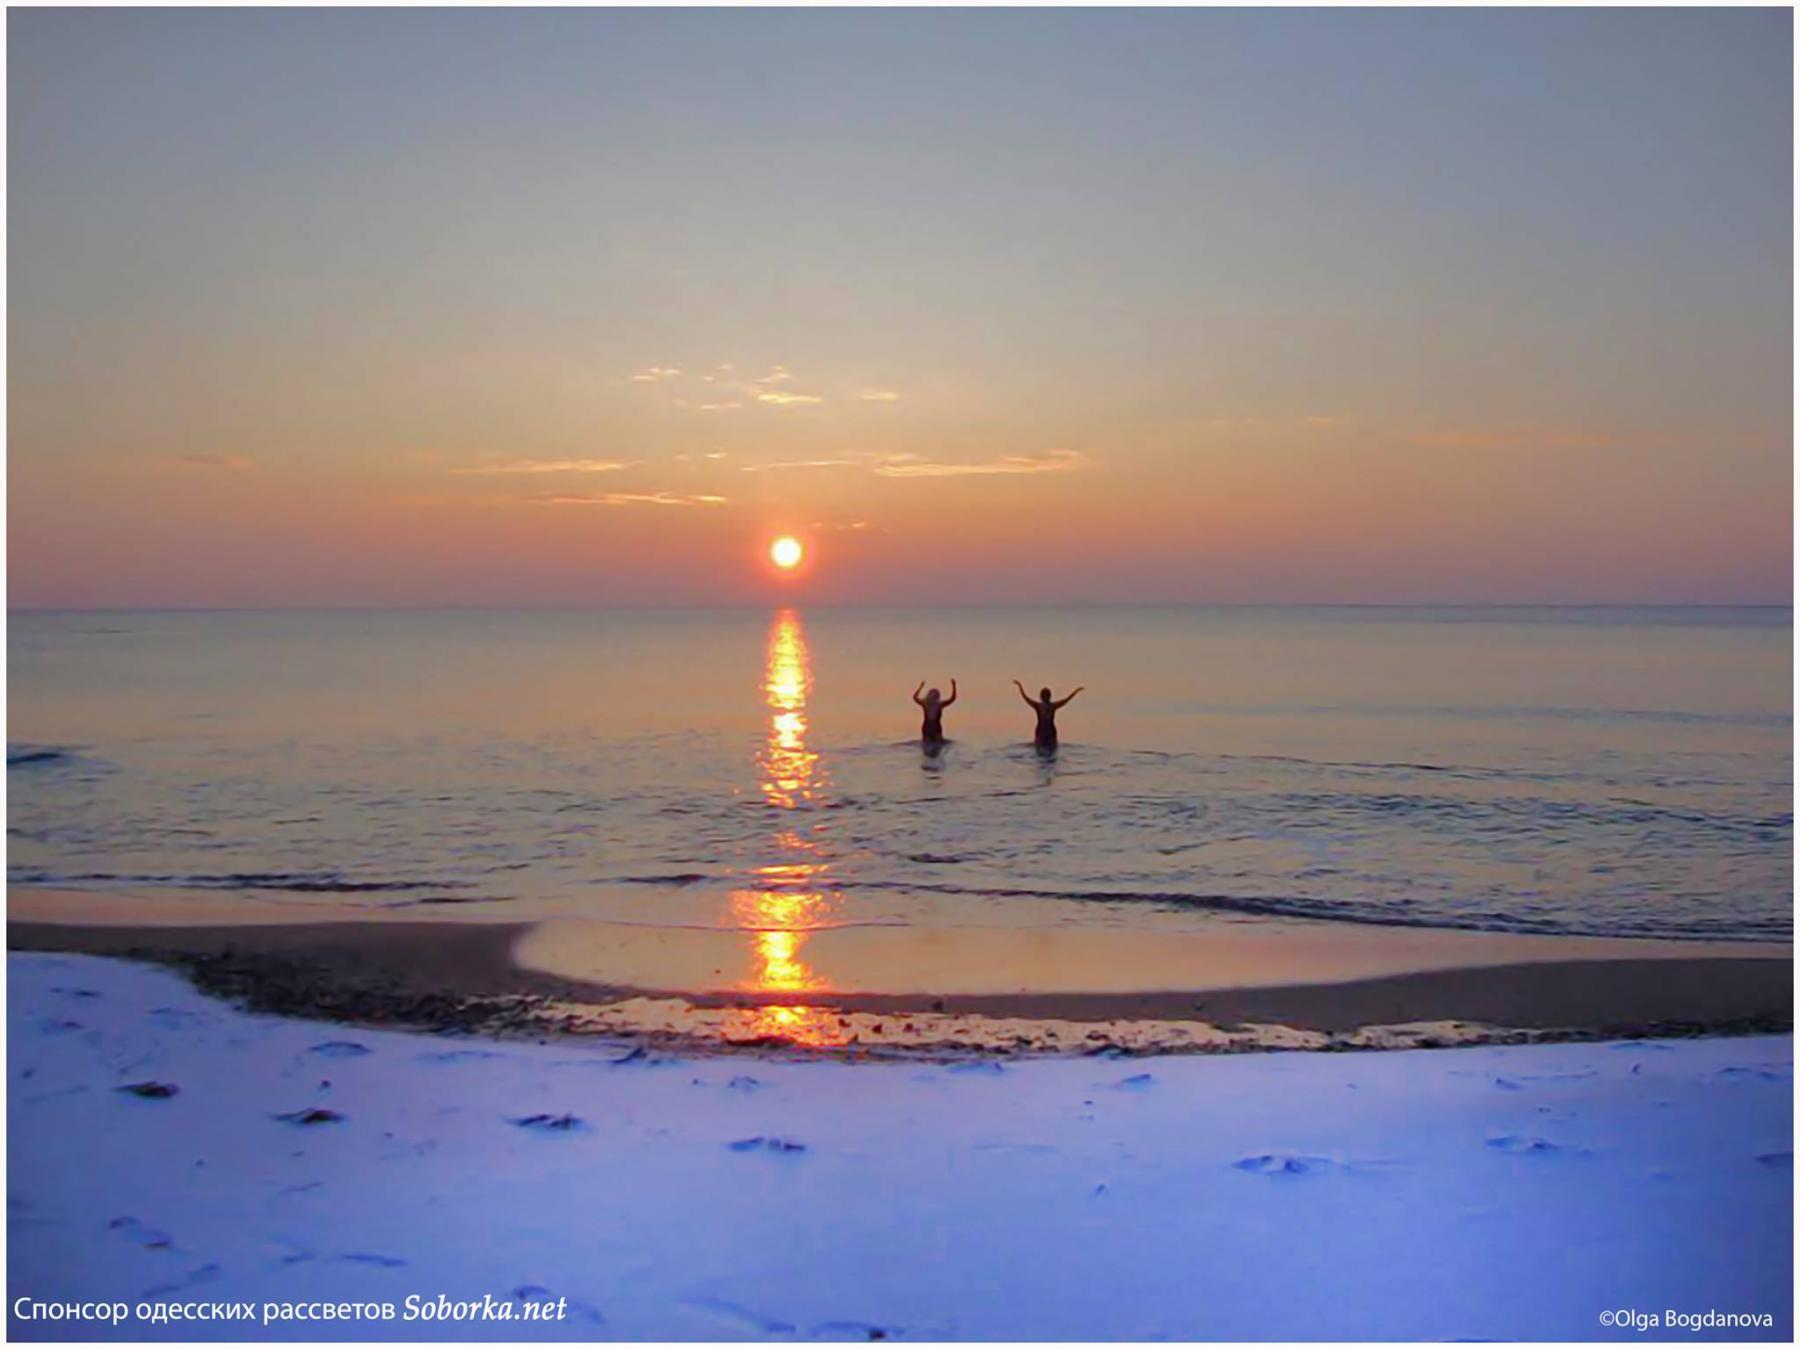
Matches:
[[7, 606, 1792, 942]]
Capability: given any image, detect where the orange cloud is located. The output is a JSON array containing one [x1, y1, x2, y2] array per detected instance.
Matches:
[[528, 491, 727, 507], [873, 449, 1087, 478], [451, 458, 637, 476], [740, 458, 858, 473]]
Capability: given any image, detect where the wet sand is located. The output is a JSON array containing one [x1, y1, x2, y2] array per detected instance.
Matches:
[[9, 886, 1791, 1054]]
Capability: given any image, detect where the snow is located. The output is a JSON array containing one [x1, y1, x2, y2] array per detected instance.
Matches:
[[7, 952, 1792, 1341]]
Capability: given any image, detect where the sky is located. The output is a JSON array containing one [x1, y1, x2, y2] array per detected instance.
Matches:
[[8, 7, 1792, 608]]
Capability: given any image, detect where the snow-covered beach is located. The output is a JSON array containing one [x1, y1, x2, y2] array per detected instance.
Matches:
[[8, 951, 1791, 1341]]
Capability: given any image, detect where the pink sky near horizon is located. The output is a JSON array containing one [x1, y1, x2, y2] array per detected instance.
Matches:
[[8, 10, 1792, 609]]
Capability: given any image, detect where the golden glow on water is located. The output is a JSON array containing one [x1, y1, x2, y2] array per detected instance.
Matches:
[[726, 609, 847, 1047], [759, 609, 816, 809], [724, 999, 844, 1047]]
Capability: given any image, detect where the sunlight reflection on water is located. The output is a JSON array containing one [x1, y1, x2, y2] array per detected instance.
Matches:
[[723, 610, 848, 1047]]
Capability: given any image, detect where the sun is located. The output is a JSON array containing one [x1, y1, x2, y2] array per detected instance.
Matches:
[[769, 536, 804, 571]]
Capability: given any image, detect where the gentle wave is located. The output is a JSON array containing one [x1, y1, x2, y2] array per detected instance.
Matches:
[[596, 872, 1790, 943], [8, 608, 1789, 945], [7, 746, 81, 768], [6, 868, 475, 894], [1168, 703, 1793, 728]]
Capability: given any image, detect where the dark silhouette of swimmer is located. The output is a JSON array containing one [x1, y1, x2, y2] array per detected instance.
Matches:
[[912, 679, 957, 746], [1014, 679, 1083, 750]]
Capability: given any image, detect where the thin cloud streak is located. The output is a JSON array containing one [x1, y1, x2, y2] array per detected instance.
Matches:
[[528, 491, 727, 507], [874, 449, 1087, 478], [452, 459, 638, 476], [740, 458, 858, 473]]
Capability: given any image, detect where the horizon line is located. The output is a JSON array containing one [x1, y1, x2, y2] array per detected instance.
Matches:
[[8, 600, 1794, 617]]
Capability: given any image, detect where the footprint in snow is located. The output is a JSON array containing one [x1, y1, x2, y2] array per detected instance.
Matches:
[[681, 1296, 796, 1336], [567, 1298, 609, 1325], [108, 1216, 174, 1250], [117, 1081, 179, 1099], [1107, 1073, 1156, 1092], [1755, 1151, 1792, 1169], [514, 1286, 606, 1324], [810, 1319, 899, 1340], [274, 1108, 345, 1126], [727, 1136, 807, 1154], [612, 1044, 669, 1066], [510, 1113, 588, 1133], [309, 1041, 371, 1059], [1718, 1065, 1787, 1082], [1233, 1154, 1335, 1177], [1485, 1134, 1588, 1157], [335, 1252, 407, 1268]]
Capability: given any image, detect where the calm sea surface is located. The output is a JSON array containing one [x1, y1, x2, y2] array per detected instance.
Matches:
[[7, 607, 1792, 941]]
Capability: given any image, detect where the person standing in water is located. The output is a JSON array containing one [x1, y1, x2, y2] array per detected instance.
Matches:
[[1014, 679, 1083, 750], [912, 679, 957, 747]]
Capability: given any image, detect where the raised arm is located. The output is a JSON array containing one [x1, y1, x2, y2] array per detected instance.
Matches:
[[1013, 679, 1035, 707], [912, 681, 926, 705], [942, 678, 958, 707], [1053, 686, 1085, 709]]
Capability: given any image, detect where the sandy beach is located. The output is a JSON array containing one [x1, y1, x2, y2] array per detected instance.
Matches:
[[7, 887, 1791, 1055], [7, 950, 1791, 1341]]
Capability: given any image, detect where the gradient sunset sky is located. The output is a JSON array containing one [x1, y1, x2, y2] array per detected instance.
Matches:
[[9, 8, 1792, 608]]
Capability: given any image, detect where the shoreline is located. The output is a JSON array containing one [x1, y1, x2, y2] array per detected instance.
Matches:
[[9, 891, 1791, 1056], [7, 949, 1793, 1340]]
